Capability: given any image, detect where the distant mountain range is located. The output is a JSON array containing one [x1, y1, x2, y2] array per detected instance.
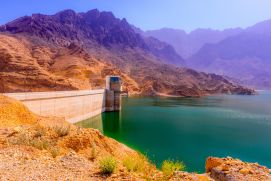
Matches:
[[0, 9, 253, 96], [144, 28, 243, 58], [144, 20, 271, 89]]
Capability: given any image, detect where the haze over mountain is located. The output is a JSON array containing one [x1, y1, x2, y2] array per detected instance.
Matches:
[[143, 18, 271, 89], [0, 9, 253, 96], [144, 28, 243, 58], [188, 19, 271, 89]]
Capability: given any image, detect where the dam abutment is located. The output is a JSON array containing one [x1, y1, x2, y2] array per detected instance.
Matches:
[[3, 76, 121, 123]]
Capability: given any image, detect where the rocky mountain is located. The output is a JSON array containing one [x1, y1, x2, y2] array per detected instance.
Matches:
[[0, 9, 254, 96], [188, 20, 271, 89], [246, 19, 271, 35], [0, 9, 185, 66], [144, 28, 243, 58]]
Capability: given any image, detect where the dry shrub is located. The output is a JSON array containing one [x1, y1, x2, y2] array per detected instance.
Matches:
[[53, 125, 70, 137], [33, 124, 46, 138], [8, 131, 31, 146], [83, 143, 98, 161], [29, 138, 50, 150], [8, 131, 50, 150], [50, 147, 60, 158]]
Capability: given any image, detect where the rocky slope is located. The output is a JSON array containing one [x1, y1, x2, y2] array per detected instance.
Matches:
[[0, 9, 254, 96], [0, 34, 140, 94]]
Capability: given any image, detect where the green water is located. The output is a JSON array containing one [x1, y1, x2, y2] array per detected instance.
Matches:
[[76, 91, 271, 172]]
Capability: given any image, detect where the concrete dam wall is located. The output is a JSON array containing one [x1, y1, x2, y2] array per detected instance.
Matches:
[[4, 89, 106, 123], [3, 76, 121, 123]]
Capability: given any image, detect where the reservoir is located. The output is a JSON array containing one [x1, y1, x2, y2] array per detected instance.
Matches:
[[76, 91, 271, 172]]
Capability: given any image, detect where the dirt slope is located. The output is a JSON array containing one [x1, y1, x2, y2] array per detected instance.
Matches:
[[0, 95, 36, 127]]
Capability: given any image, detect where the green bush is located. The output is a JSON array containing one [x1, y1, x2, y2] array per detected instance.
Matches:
[[123, 154, 147, 172], [99, 156, 117, 175], [161, 159, 186, 177]]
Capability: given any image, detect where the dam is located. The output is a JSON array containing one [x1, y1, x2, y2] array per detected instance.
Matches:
[[3, 76, 121, 123]]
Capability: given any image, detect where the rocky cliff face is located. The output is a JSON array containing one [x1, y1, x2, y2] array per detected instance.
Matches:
[[0, 9, 254, 96], [0, 34, 140, 94]]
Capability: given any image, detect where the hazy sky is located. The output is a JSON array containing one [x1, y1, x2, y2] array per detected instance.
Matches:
[[1, 0, 271, 32]]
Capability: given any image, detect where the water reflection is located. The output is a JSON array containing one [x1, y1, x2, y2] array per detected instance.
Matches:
[[76, 114, 104, 133], [138, 96, 227, 108], [76, 111, 121, 136], [102, 112, 121, 134]]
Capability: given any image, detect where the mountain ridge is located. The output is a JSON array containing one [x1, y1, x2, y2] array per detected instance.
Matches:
[[0, 9, 254, 96], [0, 9, 185, 66], [144, 27, 243, 58], [188, 19, 271, 89]]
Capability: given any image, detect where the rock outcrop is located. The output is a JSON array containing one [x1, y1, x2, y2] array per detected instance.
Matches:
[[206, 157, 271, 181]]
